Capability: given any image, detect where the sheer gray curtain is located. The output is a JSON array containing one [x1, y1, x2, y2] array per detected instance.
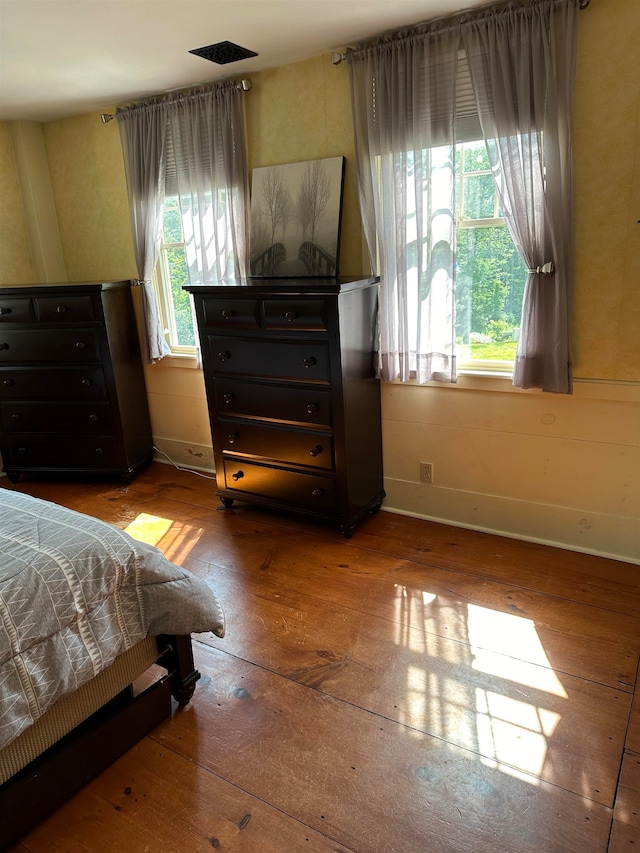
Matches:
[[116, 80, 249, 365], [348, 0, 579, 392], [462, 0, 580, 393], [117, 102, 171, 364], [166, 81, 249, 284], [348, 29, 461, 383]]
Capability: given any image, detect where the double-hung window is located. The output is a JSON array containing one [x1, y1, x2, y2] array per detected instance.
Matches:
[[454, 140, 527, 371], [151, 81, 248, 359], [348, 0, 577, 392], [155, 195, 196, 353]]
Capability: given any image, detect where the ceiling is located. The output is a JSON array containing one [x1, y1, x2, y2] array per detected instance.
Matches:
[[0, 0, 487, 123]]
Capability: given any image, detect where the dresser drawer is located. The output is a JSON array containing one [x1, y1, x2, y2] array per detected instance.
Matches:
[[214, 379, 332, 426], [35, 295, 96, 322], [0, 366, 107, 400], [0, 329, 100, 362], [219, 417, 333, 470], [209, 337, 330, 382], [263, 299, 328, 331], [202, 298, 259, 330], [1, 402, 112, 434], [222, 459, 338, 512], [6, 434, 117, 468], [0, 298, 34, 323]]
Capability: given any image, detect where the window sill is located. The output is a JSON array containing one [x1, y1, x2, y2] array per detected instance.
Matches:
[[155, 352, 199, 370]]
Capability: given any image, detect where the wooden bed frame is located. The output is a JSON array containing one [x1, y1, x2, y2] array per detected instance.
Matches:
[[0, 633, 200, 850]]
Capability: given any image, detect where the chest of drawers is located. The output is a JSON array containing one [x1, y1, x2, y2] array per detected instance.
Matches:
[[0, 281, 153, 482], [185, 277, 385, 536]]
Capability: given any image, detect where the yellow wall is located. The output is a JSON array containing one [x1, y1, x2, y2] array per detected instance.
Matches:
[[0, 122, 36, 283], [1, 0, 638, 561]]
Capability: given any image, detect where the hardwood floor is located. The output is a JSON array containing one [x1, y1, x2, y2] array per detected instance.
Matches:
[[5, 462, 640, 852]]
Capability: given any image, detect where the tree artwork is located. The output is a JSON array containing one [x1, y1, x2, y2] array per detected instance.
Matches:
[[249, 157, 345, 277]]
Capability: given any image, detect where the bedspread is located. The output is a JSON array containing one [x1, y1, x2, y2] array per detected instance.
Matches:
[[0, 488, 224, 751]]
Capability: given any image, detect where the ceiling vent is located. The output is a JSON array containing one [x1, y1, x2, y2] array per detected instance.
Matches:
[[189, 41, 258, 65]]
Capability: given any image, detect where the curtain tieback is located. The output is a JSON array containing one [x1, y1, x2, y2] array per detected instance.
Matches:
[[527, 262, 554, 275], [131, 279, 152, 287]]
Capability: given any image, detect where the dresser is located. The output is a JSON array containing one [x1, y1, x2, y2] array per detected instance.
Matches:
[[185, 276, 385, 536], [0, 280, 153, 483]]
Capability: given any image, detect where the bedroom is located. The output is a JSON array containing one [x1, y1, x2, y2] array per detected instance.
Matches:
[[0, 0, 639, 848]]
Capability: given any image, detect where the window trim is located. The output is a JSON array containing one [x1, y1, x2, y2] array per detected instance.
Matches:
[[454, 140, 522, 376]]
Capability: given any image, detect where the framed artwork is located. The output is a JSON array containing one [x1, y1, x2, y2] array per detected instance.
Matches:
[[249, 156, 345, 277]]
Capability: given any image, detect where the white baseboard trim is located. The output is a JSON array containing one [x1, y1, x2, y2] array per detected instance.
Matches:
[[381, 479, 640, 565], [151, 438, 215, 475]]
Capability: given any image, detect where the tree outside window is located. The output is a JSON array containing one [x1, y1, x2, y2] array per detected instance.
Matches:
[[455, 141, 527, 365]]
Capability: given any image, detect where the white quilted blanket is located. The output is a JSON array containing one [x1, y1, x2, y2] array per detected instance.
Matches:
[[0, 488, 224, 750]]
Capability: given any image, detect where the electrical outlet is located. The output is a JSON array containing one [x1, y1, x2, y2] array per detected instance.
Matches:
[[420, 462, 433, 483]]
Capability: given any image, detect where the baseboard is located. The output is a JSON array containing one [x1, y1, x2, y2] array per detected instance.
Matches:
[[151, 438, 215, 473], [382, 479, 640, 565]]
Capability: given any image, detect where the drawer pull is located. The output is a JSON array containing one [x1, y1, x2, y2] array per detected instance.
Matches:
[[222, 393, 234, 404], [0, 343, 9, 351], [17, 447, 27, 455], [303, 357, 316, 368], [227, 432, 238, 445], [76, 341, 86, 350], [3, 379, 14, 387], [10, 413, 21, 421], [309, 445, 323, 457], [0, 308, 11, 316], [56, 305, 67, 314], [218, 351, 231, 362], [94, 447, 103, 455], [306, 403, 319, 414], [221, 309, 235, 320], [311, 488, 324, 497], [89, 414, 98, 422], [81, 378, 92, 387], [231, 470, 244, 481], [284, 311, 298, 322]]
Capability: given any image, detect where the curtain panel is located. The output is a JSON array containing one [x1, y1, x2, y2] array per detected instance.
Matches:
[[116, 80, 249, 365], [347, 0, 580, 393], [116, 102, 171, 364], [461, 0, 579, 393], [348, 30, 461, 384]]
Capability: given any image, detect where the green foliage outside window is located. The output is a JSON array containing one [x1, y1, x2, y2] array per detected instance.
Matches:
[[161, 197, 195, 348], [455, 143, 527, 361]]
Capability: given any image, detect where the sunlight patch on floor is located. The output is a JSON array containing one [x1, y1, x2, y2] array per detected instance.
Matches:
[[392, 585, 568, 787], [124, 512, 204, 563]]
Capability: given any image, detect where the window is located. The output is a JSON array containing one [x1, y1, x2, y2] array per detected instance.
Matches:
[[155, 196, 196, 354], [454, 141, 527, 370]]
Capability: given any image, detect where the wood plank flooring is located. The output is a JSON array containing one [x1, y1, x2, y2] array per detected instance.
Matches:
[[4, 463, 640, 852]]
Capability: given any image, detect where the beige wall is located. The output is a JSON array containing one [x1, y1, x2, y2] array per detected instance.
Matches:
[[0, 122, 36, 283], [1, 0, 638, 561]]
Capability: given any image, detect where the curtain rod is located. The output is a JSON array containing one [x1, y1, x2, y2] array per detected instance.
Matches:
[[332, 0, 589, 63], [100, 77, 252, 123]]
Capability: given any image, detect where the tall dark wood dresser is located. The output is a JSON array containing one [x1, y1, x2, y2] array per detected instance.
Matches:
[[0, 280, 153, 482], [185, 276, 385, 536]]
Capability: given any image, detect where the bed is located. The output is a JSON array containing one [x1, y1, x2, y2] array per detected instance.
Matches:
[[0, 487, 225, 847]]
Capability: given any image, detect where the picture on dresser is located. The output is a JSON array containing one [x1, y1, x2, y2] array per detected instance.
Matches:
[[249, 156, 345, 277]]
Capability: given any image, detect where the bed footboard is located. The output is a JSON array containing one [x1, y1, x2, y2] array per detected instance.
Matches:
[[159, 632, 202, 704]]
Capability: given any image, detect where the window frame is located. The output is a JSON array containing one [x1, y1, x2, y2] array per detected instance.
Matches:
[[454, 139, 524, 375], [154, 196, 198, 358]]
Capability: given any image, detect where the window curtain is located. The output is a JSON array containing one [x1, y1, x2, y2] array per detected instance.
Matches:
[[116, 102, 171, 364], [348, 0, 580, 392], [166, 81, 249, 284], [462, 0, 580, 393], [116, 80, 249, 365], [348, 29, 461, 384]]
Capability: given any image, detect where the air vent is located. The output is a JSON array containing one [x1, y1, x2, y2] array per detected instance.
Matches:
[[189, 41, 258, 65]]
